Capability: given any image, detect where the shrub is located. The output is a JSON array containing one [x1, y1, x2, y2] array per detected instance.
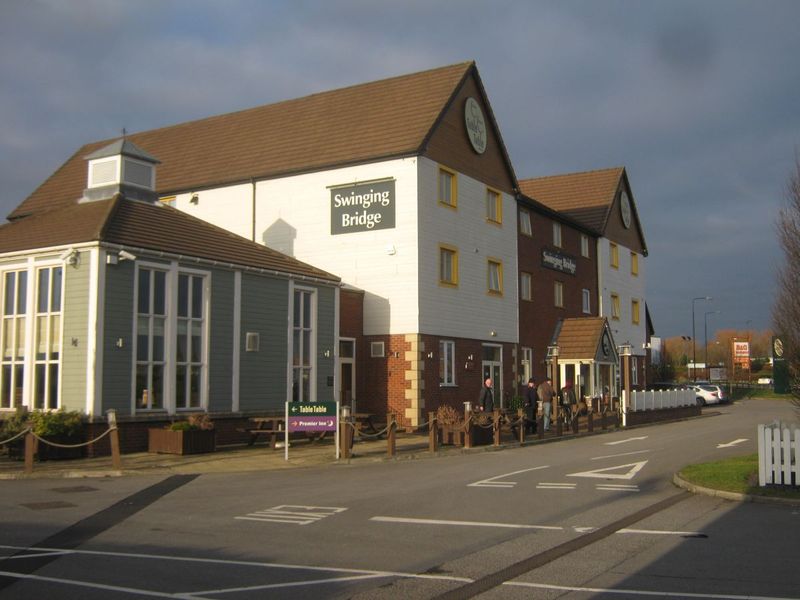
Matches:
[[26, 409, 84, 439], [168, 413, 214, 431]]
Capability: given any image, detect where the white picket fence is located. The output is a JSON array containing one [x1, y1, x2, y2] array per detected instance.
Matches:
[[758, 422, 800, 487], [630, 389, 696, 412]]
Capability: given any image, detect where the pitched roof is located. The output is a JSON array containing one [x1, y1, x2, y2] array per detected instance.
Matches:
[[518, 167, 624, 233], [10, 62, 475, 220], [0, 196, 339, 283], [554, 317, 611, 360]]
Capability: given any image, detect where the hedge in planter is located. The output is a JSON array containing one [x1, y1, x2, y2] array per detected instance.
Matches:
[[1, 409, 86, 460], [148, 413, 216, 455]]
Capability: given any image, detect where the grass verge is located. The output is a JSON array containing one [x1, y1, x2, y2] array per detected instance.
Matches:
[[678, 453, 800, 500]]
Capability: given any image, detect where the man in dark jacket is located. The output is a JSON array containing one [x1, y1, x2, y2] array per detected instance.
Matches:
[[478, 378, 494, 411], [524, 378, 537, 433]]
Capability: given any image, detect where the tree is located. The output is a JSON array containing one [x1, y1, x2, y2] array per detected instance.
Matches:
[[773, 155, 800, 399]]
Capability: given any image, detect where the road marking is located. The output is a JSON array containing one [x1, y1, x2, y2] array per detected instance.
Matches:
[[596, 484, 640, 492], [468, 465, 549, 488], [568, 461, 647, 480], [537, 483, 576, 490], [604, 436, 648, 445], [619, 528, 705, 536], [592, 449, 653, 460], [717, 438, 748, 448], [236, 505, 346, 526], [504, 580, 793, 598], [371, 516, 563, 531]]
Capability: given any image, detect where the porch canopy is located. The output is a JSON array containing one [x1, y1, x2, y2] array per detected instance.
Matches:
[[551, 317, 619, 406]]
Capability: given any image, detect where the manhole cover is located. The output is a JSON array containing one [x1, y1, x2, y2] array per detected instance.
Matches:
[[51, 485, 98, 494], [21, 501, 76, 510]]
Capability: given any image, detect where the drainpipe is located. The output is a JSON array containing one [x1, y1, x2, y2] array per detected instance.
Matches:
[[251, 177, 257, 242]]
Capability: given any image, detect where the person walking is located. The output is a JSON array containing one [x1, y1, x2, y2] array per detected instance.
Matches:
[[478, 378, 494, 412], [537, 377, 556, 431], [524, 378, 537, 433], [561, 380, 577, 421]]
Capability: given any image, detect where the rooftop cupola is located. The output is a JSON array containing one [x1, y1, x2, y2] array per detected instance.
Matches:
[[81, 139, 161, 203]]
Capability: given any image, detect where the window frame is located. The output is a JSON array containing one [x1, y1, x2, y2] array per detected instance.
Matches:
[[611, 292, 621, 320], [520, 272, 532, 301], [519, 208, 532, 236], [582, 288, 591, 314], [439, 244, 459, 287], [438, 166, 458, 209], [610, 242, 619, 269], [291, 286, 317, 403], [581, 234, 590, 258], [485, 187, 502, 225], [631, 251, 639, 276], [521, 347, 533, 384], [631, 298, 640, 325], [439, 340, 456, 387], [487, 259, 503, 295], [553, 222, 562, 248], [554, 281, 564, 308]]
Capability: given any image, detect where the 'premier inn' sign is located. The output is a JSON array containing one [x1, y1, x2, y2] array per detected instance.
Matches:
[[330, 179, 395, 235]]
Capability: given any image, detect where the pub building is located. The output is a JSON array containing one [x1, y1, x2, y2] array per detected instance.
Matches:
[[1, 61, 650, 444]]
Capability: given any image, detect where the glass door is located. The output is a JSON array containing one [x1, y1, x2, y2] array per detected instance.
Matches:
[[481, 344, 502, 409]]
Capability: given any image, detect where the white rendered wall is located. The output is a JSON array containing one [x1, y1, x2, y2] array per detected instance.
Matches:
[[255, 158, 420, 336], [417, 157, 518, 343], [167, 183, 254, 241], [598, 238, 646, 356]]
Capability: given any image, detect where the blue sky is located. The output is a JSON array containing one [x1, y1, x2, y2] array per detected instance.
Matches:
[[1, 0, 798, 339]]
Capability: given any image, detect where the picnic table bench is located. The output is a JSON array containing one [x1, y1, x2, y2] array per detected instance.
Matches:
[[237, 417, 285, 449]]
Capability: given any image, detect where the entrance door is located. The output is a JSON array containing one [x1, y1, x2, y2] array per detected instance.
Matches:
[[339, 339, 355, 412], [481, 344, 503, 409]]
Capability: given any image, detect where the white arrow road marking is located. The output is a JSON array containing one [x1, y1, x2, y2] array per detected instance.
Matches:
[[567, 461, 648, 480], [236, 505, 347, 526], [717, 438, 748, 448], [604, 436, 648, 446], [371, 516, 562, 530], [468, 465, 549, 488], [592, 449, 653, 460]]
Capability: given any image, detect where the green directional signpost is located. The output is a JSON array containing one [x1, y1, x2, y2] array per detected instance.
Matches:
[[284, 401, 339, 460]]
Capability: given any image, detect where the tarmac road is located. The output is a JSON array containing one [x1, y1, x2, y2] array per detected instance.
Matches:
[[0, 398, 798, 599]]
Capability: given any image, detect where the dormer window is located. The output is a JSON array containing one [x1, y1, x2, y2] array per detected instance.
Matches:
[[82, 139, 160, 203]]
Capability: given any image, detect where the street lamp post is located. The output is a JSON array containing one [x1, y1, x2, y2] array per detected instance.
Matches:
[[704, 310, 721, 380], [692, 296, 712, 381], [619, 344, 632, 427]]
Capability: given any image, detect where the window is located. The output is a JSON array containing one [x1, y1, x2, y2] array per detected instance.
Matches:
[[33, 266, 62, 410], [370, 341, 385, 358], [610, 242, 619, 269], [553, 223, 562, 247], [487, 260, 503, 295], [582, 288, 591, 314], [519, 208, 532, 236], [631, 299, 640, 325], [135, 266, 208, 412], [581, 234, 589, 257], [520, 272, 532, 301], [136, 268, 167, 410], [554, 281, 564, 308], [631, 356, 639, 385], [439, 340, 455, 386], [1, 270, 28, 409], [611, 293, 620, 320], [521, 347, 532, 384], [439, 245, 458, 286], [292, 288, 315, 403], [631, 251, 639, 276], [486, 187, 502, 224], [438, 167, 457, 208], [159, 195, 176, 206], [175, 273, 204, 409]]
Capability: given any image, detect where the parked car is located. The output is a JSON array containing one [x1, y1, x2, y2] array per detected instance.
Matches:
[[691, 384, 722, 406], [650, 382, 688, 391]]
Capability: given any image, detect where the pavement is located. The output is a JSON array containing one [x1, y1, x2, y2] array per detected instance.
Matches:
[[0, 430, 537, 479]]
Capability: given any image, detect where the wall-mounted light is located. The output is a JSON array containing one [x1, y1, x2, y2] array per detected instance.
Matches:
[[426, 352, 434, 359], [547, 345, 559, 359], [116, 338, 124, 348], [467, 354, 474, 361], [60, 248, 80, 267], [190, 193, 199, 205], [323, 349, 331, 358], [490, 330, 497, 337]]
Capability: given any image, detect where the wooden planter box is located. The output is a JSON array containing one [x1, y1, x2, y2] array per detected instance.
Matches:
[[148, 428, 216, 455]]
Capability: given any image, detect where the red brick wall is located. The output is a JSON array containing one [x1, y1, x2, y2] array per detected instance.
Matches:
[[518, 206, 598, 383]]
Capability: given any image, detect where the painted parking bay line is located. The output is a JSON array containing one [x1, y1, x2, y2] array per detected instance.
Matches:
[[468, 465, 549, 488], [371, 516, 563, 531]]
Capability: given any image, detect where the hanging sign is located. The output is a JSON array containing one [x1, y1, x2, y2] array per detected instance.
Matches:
[[330, 179, 395, 235]]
